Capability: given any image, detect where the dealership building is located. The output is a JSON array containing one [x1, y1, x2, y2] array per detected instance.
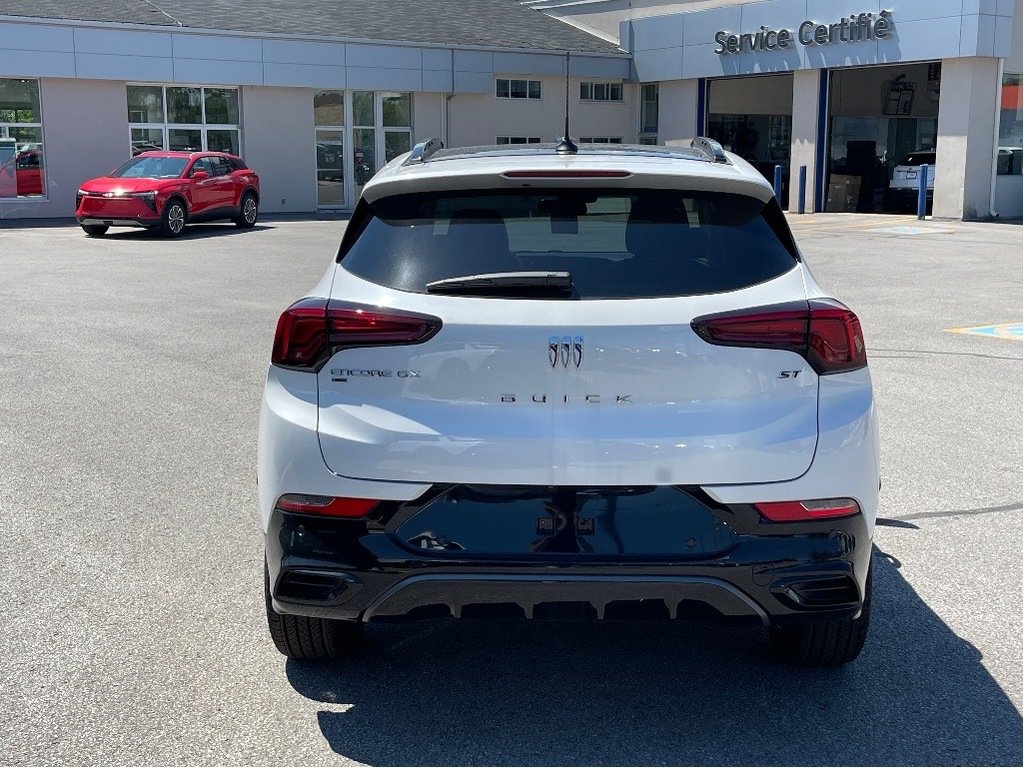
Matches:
[[0, 0, 1020, 221]]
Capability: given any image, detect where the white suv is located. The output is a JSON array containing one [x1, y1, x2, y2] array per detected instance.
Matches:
[[259, 138, 880, 666]]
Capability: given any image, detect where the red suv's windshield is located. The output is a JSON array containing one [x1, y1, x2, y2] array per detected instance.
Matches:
[[112, 156, 189, 179]]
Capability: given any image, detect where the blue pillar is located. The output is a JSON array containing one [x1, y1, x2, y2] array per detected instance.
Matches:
[[773, 165, 783, 206], [917, 164, 929, 220], [798, 166, 807, 214]]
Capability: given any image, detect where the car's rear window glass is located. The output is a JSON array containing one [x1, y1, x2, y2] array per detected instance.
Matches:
[[338, 189, 799, 299], [112, 156, 188, 179], [898, 153, 935, 167]]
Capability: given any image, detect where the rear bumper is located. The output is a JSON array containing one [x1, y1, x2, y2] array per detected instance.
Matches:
[[77, 216, 159, 228], [266, 499, 872, 628]]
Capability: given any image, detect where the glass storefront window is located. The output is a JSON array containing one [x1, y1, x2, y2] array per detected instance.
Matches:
[[382, 92, 411, 127], [640, 83, 658, 142], [168, 127, 203, 151], [353, 91, 374, 127], [127, 85, 242, 155], [998, 74, 1022, 176], [314, 91, 344, 127], [0, 78, 45, 198], [316, 129, 344, 207], [131, 127, 164, 154], [127, 85, 163, 124], [313, 90, 413, 208], [206, 129, 240, 154], [204, 88, 239, 125], [167, 87, 202, 124], [384, 131, 411, 162], [353, 126, 375, 198]]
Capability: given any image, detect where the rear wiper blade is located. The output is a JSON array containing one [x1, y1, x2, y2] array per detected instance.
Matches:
[[425, 271, 572, 296]]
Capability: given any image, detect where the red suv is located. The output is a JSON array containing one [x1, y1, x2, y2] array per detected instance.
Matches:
[[75, 151, 260, 238]]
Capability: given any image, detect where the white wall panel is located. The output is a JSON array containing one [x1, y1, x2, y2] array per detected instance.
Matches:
[[73, 27, 172, 57], [173, 58, 262, 85], [677, 43, 742, 79], [681, 6, 741, 47], [631, 15, 682, 51], [633, 45, 685, 80], [0, 49, 76, 78], [453, 70, 491, 92], [347, 44, 421, 69], [493, 52, 564, 76], [262, 62, 345, 89], [423, 70, 453, 92], [262, 39, 345, 65], [422, 48, 453, 71], [454, 51, 493, 73], [0, 23, 73, 52], [876, 16, 963, 61], [568, 56, 631, 78], [976, 14, 997, 56], [75, 53, 173, 82], [888, 0, 965, 23], [346, 67, 422, 91], [740, 0, 807, 31], [171, 33, 262, 62]]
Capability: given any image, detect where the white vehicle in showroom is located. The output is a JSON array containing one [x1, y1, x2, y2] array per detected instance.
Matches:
[[258, 136, 880, 666]]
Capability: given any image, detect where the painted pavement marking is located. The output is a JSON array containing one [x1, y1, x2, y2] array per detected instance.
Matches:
[[945, 323, 1023, 341]]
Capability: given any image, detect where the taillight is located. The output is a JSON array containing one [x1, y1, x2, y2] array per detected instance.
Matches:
[[691, 299, 867, 374], [271, 298, 442, 370], [275, 494, 378, 518], [755, 498, 860, 522]]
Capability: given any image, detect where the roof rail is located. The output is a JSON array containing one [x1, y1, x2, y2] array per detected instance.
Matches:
[[690, 136, 728, 164], [404, 137, 444, 165]]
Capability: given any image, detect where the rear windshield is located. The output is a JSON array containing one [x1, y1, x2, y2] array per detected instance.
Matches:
[[897, 152, 935, 167], [112, 156, 188, 179], [338, 189, 799, 299]]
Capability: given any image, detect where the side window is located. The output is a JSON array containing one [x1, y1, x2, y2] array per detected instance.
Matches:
[[213, 157, 232, 176], [191, 157, 214, 177]]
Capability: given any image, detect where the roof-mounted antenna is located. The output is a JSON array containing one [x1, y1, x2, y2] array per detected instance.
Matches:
[[555, 51, 577, 155]]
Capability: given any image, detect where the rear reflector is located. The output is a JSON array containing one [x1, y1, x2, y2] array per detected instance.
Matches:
[[755, 498, 860, 522], [276, 494, 378, 518], [502, 170, 631, 178], [272, 298, 441, 370], [691, 299, 867, 375]]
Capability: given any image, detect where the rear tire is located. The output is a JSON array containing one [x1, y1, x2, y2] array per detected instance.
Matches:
[[235, 191, 258, 228], [770, 563, 872, 667], [160, 198, 187, 238], [265, 563, 363, 660], [81, 224, 108, 237]]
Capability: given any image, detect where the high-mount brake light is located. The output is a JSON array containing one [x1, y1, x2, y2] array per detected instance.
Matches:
[[755, 498, 860, 522], [502, 170, 631, 178], [275, 494, 379, 518], [691, 299, 867, 374], [271, 298, 442, 370]]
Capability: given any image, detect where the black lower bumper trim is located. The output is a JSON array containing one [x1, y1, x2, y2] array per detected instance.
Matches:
[[361, 573, 769, 624]]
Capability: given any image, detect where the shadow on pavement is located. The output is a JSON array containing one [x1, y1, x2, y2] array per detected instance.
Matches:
[[101, 223, 274, 240], [287, 552, 1022, 766]]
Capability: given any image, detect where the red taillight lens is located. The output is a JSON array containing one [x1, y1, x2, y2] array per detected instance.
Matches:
[[755, 498, 860, 522], [271, 299, 442, 370], [275, 494, 378, 518], [272, 298, 328, 368], [691, 303, 808, 353], [808, 304, 867, 373], [691, 300, 867, 375]]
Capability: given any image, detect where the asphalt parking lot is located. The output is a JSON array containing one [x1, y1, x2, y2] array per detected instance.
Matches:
[[1, 214, 1021, 766]]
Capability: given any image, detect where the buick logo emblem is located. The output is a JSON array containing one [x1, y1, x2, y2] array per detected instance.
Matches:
[[549, 336, 583, 368]]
